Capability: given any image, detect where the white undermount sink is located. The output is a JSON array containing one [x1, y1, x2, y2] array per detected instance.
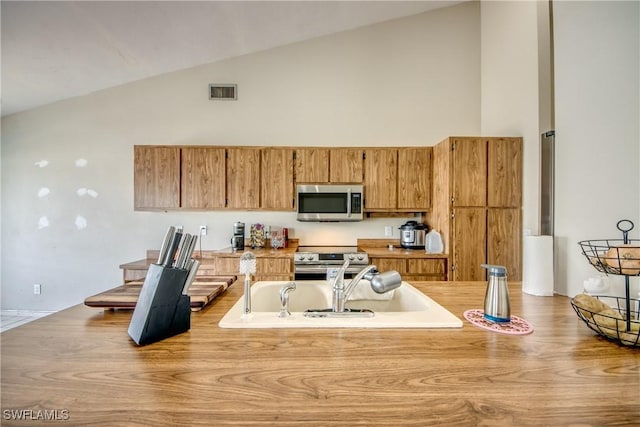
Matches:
[[218, 280, 463, 329]]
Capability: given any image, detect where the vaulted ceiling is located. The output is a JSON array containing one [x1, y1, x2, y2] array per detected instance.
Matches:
[[1, 1, 464, 117]]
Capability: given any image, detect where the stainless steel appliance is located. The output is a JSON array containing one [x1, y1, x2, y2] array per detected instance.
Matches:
[[294, 246, 369, 280], [296, 184, 363, 222], [399, 221, 427, 249], [231, 222, 245, 252]]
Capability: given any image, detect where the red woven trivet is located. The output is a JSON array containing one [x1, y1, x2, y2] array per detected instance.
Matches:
[[463, 309, 534, 335]]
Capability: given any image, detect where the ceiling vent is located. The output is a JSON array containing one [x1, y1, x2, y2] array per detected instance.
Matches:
[[209, 84, 237, 100]]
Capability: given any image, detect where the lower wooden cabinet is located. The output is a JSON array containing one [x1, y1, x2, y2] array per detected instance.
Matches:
[[407, 259, 447, 281], [451, 207, 487, 282], [369, 257, 447, 281], [371, 258, 405, 273], [213, 256, 293, 281], [487, 208, 522, 281]]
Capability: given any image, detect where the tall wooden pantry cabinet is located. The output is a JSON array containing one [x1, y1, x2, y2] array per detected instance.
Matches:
[[428, 137, 523, 281]]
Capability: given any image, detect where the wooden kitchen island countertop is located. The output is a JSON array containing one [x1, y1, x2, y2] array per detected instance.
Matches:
[[2, 282, 638, 425]]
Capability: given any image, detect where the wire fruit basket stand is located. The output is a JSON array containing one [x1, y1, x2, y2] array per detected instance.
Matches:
[[572, 219, 640, 347]]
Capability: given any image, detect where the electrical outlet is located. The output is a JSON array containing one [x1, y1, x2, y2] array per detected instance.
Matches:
[[33, 284, 41, 295], [200, 225, 207, 236], [384, 226, 393, 237]]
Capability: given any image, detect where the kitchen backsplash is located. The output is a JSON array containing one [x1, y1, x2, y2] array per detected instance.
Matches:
[[142, 211, 421, 250]]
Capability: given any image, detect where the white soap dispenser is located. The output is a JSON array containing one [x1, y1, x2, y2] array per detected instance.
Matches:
[[481, 264, 511, 323]]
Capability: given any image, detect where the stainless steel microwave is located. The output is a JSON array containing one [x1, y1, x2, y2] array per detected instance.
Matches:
[[296, 184, 364, 222]]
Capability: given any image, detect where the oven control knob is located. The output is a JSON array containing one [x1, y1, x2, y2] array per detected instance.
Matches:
[[348, 255, 355, 260], [357, 255, 364, 261], [298, 255, 305, 261]]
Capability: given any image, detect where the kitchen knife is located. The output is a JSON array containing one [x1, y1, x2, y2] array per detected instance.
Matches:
[[176, 234, 196, 270], [182, 235, 198, 268], [157, 226, 175, 265], [182, 259, 200, 295], [163, 229, 182, 267], [175, 233, 190, 269]]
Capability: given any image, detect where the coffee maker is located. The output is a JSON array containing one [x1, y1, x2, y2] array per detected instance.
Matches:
[[231, 222, 245, 252]]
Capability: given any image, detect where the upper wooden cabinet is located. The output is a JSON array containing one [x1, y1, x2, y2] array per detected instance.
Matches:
[[294, 148, 329, 183], [398, 147, 431, 210], [363, 147, 432, 211], [181, 147, 226, 209], [134, 146, 180, 210], [261, 148, 295, 210], [363, 149, 398, 210], [133, 144, 437, 215], [226, 147, 261, 209], [452, 137, 487, 207], [330, 148, 364, 183], [450, 137, 522, 208], [295, 147, 364, 184], [488, 138, 523, 207]]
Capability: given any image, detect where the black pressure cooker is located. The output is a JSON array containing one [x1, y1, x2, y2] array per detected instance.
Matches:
[[399, 221, 428, 249]]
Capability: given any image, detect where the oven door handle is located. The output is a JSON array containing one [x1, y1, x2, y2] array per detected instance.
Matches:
[[294, 266, 366, 274], [293, 266, 330, 274]]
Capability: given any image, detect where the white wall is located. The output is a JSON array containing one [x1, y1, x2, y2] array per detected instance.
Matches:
[[553, 0, 639, 297], [480, 0, 542, 235], [481, 0, 639, 297], [480, 0, 551, 296], [1, 3, 481, 310]]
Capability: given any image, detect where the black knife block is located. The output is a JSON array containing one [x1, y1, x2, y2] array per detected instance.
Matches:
[[128, 263, 191, 346]]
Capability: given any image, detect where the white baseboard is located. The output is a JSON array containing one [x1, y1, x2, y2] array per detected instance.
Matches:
[[1, 310, 55, 317]]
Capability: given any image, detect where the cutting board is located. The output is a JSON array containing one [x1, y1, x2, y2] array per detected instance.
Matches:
[[84, 276, 236, 311]]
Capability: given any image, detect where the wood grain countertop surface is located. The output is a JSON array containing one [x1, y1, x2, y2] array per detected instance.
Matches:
[[119, 242, 445, 271], [2, 281, 638, 425], [119, 245, 299, 270], [210, 245, 299, 258], [357, 238, 448, 259]]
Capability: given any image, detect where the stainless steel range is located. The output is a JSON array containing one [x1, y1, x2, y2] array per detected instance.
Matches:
[[294, 246, 369, 280]]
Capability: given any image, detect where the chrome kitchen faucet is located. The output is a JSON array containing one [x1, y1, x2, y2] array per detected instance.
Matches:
[[278, 282, 297, 318], [331, 261, 402, 313]]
